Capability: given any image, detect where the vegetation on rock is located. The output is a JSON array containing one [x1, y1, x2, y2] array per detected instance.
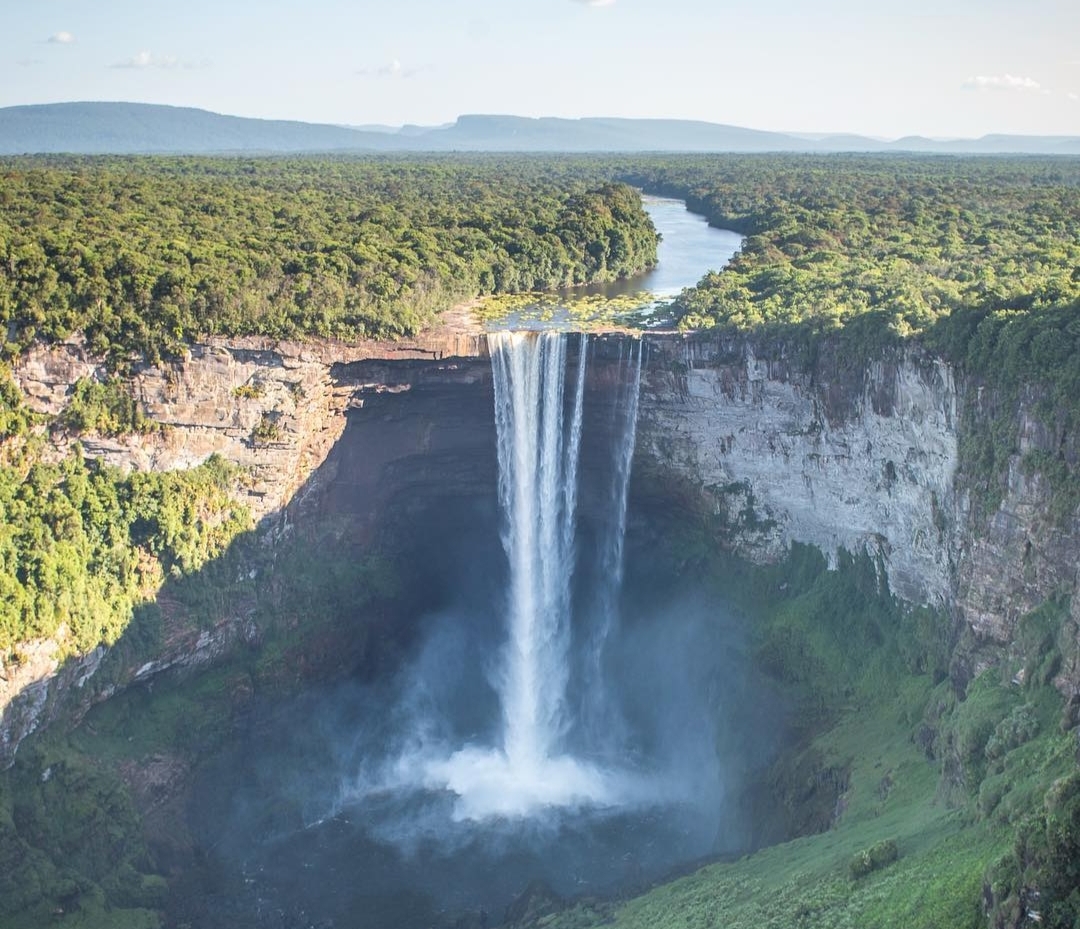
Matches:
[[57, 376, 156, 437], [0, 453, 249, 656]]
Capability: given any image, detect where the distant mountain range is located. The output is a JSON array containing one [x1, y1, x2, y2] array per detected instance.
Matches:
[[2, 102, 1079, 156]]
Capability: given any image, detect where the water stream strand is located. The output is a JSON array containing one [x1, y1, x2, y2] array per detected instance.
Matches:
[[491, 330, 579, 767], [582, 339, 643, 744]]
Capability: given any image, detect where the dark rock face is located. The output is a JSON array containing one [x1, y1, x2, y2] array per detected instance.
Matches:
[[324, 355, 497, 552], [321, 341, 648, 560]]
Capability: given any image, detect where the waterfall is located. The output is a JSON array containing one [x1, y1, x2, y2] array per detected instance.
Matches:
[[489, 330, 587, 766], [581, 339, 643, 745], [423, 329, 643, 819]]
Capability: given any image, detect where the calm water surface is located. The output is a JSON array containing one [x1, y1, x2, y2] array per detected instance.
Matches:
[[492, 196, 742, 330], [580, 195, 743, 301]]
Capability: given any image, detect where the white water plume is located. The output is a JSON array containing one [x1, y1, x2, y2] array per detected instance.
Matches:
[[490, 330, 583, 766], [416, 330, 649, 820]]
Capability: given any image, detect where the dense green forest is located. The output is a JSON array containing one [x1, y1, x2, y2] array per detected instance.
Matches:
[[620, 155, 1080, 339], [0, 156, 658, 365], [2, 153, 1080, 929], [4, 153, 1077, 373], [0, 453, 249, 656]]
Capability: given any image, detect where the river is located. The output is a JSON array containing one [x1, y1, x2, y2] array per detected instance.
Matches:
[[488, 195, 742, 329], [585, 194, 743, 300]]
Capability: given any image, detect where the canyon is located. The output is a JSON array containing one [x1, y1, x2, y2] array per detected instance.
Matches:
[[5, 319, 1079, 768]]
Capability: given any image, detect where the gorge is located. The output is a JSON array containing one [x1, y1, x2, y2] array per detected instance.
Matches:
[[2, 181, 1079, 929]]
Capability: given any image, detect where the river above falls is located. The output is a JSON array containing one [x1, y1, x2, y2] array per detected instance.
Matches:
[[590, 195, 743, 300], [484, 195, 743, 330]]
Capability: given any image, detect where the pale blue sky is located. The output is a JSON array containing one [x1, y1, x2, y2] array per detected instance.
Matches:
[[3, 0, 1078, 138]]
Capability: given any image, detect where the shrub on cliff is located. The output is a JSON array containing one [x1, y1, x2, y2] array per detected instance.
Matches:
[[0, 453, 250, 656], [849, 838, 899, 879]]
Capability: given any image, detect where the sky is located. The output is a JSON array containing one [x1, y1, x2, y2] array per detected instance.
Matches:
[[2, 0, 1078, 139]]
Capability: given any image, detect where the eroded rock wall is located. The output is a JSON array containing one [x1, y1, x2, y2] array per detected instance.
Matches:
[[14, 332, 486, 526], [637, 336, 960, 607], [637, 333, 1080, 695], [951, 392, 1080, 684], [2, 331, 487, 766]]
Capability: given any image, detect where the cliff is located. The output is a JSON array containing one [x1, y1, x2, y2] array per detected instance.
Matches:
[[637, 336, 959, 607], [2, 326, 486, 766], [4, 327, 1079, 764], [13, 327, 486, 526], [637, 333, 1080, 703]]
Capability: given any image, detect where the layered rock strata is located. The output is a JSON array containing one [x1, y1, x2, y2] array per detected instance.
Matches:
[[636, 336, 960, 606]]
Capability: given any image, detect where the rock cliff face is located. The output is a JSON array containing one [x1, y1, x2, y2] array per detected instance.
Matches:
[[636, 333, 1080, 696], [637, 336, 959, 607], [4, 327, 1080, 763], [14, 330, 485, 526], [951, 392, 1080, 692], [2, 329, 486, 766]]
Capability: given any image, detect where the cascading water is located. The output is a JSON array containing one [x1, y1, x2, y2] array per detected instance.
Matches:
[[490, 330, 585, 766], [423, 329, 644, 819], [580, 339, 643, 747]]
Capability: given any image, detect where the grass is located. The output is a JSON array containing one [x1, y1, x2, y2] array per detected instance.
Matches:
[[532, 688, 1027, 929], [0, 733, 168, 929]]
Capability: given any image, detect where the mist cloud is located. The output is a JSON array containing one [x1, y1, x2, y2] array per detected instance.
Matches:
[[47, 32, 75, 44], [963, 73, 1042, 92], [573, 0, 617, 6]]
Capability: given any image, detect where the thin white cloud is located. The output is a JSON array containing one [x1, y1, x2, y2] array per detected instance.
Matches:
[[356, 59, 421, 79], [47, 31, 75, 44], [111, 51, 177, 69], [573, 0, 617, 5], [1068, 92, 1079, 102], [17, 58, 44, 67], [963, 73, 1042, 92], [109, 51, 208, 70]]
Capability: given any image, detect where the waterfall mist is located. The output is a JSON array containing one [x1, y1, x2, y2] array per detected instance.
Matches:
[[186, 330, 785, 928]]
